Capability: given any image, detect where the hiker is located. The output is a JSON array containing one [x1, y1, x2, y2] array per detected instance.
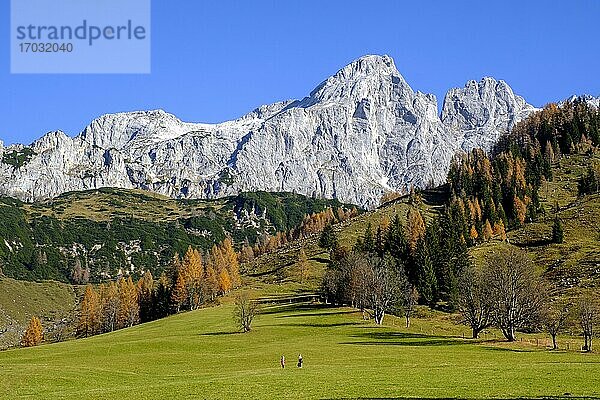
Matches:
[[280, 355, 285, 368], [297, 354, 303, 368]]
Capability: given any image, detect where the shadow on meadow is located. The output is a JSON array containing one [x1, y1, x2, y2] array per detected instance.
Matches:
[[323, 397, 598, 400], [340, 331, 466, 347]]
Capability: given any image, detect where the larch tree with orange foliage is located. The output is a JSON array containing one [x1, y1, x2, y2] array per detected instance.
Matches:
[[77, 284, 101, 337], [483, 220, 493, 241], [21, 316, 43, 347], [118, 276, 139, 328], [406, 207, 425, 255], [182, 246, 204, 310]]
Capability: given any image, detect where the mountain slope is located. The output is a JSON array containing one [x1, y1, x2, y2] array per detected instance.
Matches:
[[0, 189, 349, 283], [0, 55, 535, 208]]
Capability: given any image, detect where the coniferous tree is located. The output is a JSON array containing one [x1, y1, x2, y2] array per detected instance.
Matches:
[[100, 282, 119, 332], [153, 273, 171, 319], [21, 316, 43, 347], [296, 247, 310, 282], [552, 217, 564, 244], [221, 238, 241, 288], [319, 223, 338, 250], [77, 284, 101, 337], [416, 239, 437, 306], [137, 271, 154, 322]]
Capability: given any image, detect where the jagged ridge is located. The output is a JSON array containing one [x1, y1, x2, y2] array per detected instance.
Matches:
[[0, 55, 539, 208]]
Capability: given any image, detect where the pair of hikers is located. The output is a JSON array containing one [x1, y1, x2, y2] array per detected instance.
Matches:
[[280, 354, 303, 368]]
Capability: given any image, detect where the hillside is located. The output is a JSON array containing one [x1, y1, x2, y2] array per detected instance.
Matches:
[[246, 150, 600, 302], [0, 188, 350, 283]]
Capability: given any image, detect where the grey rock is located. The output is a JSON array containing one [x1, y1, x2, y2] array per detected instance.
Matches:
[[0, 55, 537, 208]]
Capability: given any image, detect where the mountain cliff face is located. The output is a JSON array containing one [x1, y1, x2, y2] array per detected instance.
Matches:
[[0, 55, 536, 208], [441, 77, 536, 152]]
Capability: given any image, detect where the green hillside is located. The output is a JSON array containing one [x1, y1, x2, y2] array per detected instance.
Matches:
[[0, 189, 349, 283]]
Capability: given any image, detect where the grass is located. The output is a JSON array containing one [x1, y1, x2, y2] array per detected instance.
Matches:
[[1, 295, 599, 399], [0, 278, 79, 349]]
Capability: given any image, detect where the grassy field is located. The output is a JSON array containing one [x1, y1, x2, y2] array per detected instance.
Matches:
[[0, 278, 79, 349], [1, 293, 599, 400]]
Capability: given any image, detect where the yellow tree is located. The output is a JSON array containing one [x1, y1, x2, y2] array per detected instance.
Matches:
[[239, 243, 255, 263], [513, 195, 527, 226], [118, 277, 139, 328], [182, 246, 204, 310], [483, 220, 493, 241], [203, 257, 219, 301], [493, 220, 507, 241], [469, 225, 479, 242], [221, 238, 241, 288], [100, 282, 119, 332], [21, 316, 43, 347], [406, 207, 425, 255], [218, 267, 232, 295], [77, 284, 101, 337], [296, 247, 310, 283]]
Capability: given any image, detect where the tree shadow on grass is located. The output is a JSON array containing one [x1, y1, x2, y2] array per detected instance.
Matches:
[[322, 397, 598, 400], [199, 331, 239, 336], [287, 321, 363, 328], [340, 331, 466, 347], [481, 345, 536, 353]]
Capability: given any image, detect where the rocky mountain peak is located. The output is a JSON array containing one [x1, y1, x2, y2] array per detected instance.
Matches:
[[441, 76, 537, 152], [307, 54, 408, 105], [0, 55, 539, 208]]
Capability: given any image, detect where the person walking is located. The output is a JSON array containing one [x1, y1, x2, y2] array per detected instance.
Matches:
[[280, 355, 285, 369], [297, 354, 303, 368]]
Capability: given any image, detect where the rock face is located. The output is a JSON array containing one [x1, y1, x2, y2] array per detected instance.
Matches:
[[0, 55, 536, 208], [442, 77, 537, 152]]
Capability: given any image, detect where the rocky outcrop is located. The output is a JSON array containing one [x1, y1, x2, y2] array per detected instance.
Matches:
[[441, 77, 537, 152], [0, 55, 537, 208]]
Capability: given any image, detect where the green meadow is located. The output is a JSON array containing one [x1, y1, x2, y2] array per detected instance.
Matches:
[[1, 293, 599, 400]]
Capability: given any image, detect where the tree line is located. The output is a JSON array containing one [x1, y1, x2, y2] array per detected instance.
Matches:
[[77, 238, 240, 337]]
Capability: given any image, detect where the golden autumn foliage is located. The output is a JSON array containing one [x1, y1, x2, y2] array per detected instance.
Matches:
[[406, 207, 425, 255], [21, 316, 43, 347], [513, 195, 527, 226], [483, 220, 493, 241], [77, 284, 101, 337], [296, 247, 310, 282], [118, 276, 139, 328]]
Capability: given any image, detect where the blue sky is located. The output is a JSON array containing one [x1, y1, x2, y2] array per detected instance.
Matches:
[[1, 0, 599, 145]]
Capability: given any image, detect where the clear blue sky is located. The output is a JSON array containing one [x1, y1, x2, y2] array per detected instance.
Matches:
[[1, 0, 599, 145]]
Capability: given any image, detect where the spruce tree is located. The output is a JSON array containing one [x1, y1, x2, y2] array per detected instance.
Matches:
[[552, 217, 564, 244]]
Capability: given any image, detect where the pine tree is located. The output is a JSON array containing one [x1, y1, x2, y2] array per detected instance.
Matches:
[[21, 316, 43, 347], [77, 285, 100, 337], [319, 223, 338, 250], [137, 271, 154, 322], [416, 240, 437, 306], [154, 273, 171, 319], [170, 270, 187, 313], [552, 217, 564, 244]]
